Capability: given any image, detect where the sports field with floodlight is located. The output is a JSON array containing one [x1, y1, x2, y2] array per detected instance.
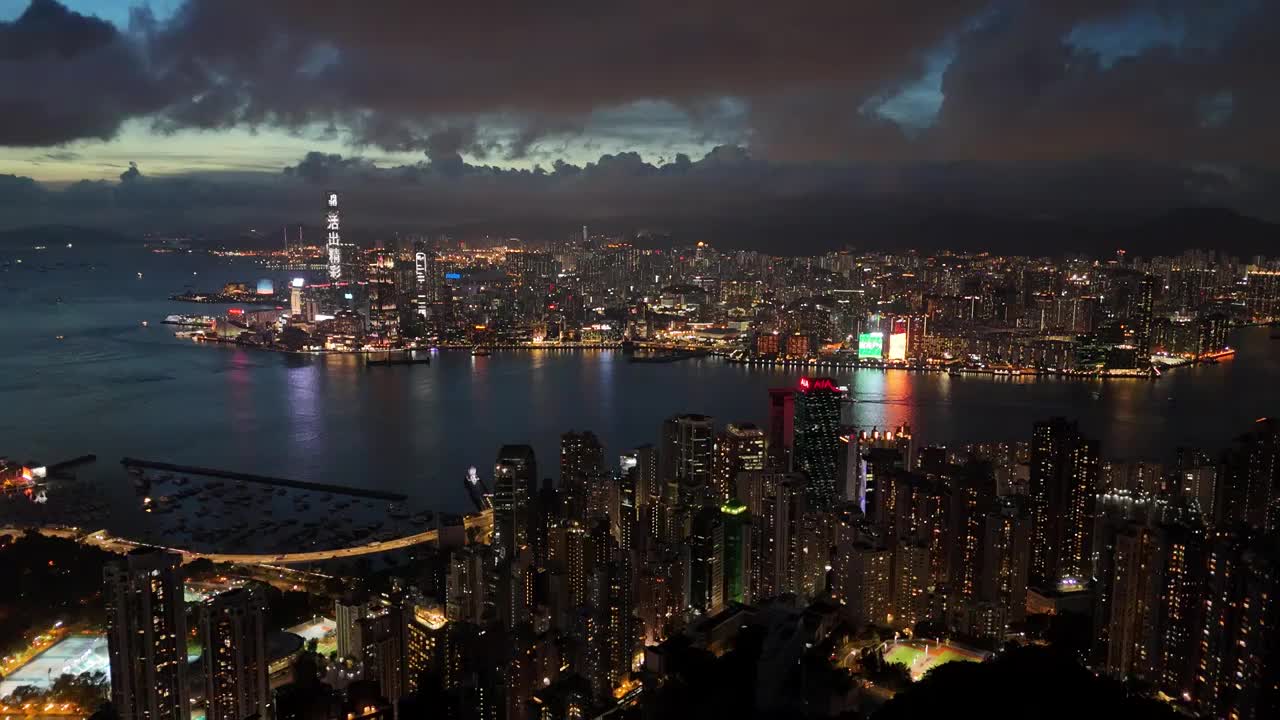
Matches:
[[0, 635, 110, 698], [884, 640, 987, 680]]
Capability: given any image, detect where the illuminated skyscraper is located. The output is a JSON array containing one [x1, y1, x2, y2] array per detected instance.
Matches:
[[1245, 270, 1280, 321], [507, 547, 536, 628], [325, 191, 343, 280], [712, 422, 766, 504], [628, 444, 659, 508], [360, 598, 408, 705], [767, 388, 795, 470], [335, 589, 369, 660], [603, 554, 635, 690], [687, 507, 725, 614], [660, 414, 715, 508], [1101, 519, 1205, 696], [839, 540, 893, 628], [893, 474, 949, 584], [720, 499, 753, 605], [404, 603, 449, 695], [768, 474, 808, 597], [979, 496, 1031, 625], [413, 245, 442, 315], [863, 446, 906, 529], [1029, 418, 1099, 586], [494, 445, 538, 561], [1194, 534, 1279, 720], [1217, 418, 1280, 531], [892, 541, 930, 629], [793, 377, 842, 509], [560, 431, 604, 522], [949, 462, 997, 602], [1133, 273, 1155, 359], [561, 431, 604, 481], [200, 587, 269, 720], [289, 277, 304, 316], [104, 549, 190, 720], [445, 545, 491, 624]]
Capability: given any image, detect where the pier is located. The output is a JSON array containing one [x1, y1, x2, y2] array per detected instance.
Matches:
[[366, 350, 431, 367], [119, 457, 407, 503], [47, 454, 97, 473]]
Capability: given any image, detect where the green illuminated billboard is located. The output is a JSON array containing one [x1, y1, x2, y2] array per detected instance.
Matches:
[[858, 332, 884, 359]]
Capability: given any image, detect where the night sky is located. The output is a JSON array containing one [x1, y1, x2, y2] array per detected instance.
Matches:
[[0, 0, 1277, 239]]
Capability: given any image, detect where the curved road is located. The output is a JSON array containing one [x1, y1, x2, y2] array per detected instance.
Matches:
[[77, 509, 492, 565]]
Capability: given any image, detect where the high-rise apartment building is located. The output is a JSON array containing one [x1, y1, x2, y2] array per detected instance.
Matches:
[[1218, 418, 1280, 531], [793, 377, 842, 509], [979, 496, 1031, 625], [839, 541, 893, 628], [200, 587, 269, 720], [712, 422, 767, 504], [1194, 534, 1278, 720], [104, 549, 191, 720], [1245, 270, 1280, 321], [892, 541, 930, 629], [1029, 418, 1099, 586], [686, 507, 725, 614], [767, 388, 795, 470], [1132, 274, 1155, 359], [660, 414, 715, 508], [494, 445, 538, 561]]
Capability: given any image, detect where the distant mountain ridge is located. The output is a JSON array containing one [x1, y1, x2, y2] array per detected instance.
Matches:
[[2, 207, 1276, 258], [0, 224, 133, 248]]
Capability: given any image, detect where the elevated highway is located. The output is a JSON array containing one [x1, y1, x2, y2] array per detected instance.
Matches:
[[80, 508, 492, 566]]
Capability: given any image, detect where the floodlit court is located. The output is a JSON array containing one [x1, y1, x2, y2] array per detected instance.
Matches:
[[884, 644, 925, 667], [0, 635, 110, 698], [288, 617, 337, 657], [884, 640, 987, 681]]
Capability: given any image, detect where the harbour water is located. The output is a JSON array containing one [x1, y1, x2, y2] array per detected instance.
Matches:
[[2, 244, 1278, 525]]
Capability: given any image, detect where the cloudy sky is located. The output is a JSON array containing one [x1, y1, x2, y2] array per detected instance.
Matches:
[[0, 0, 1277, 241]]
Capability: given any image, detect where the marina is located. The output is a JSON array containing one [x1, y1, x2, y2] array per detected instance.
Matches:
[[123, 463, 439, 557]]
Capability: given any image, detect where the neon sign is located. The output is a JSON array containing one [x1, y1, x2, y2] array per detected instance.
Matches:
[[326, 191, 342, 280], [799, 377, 837, 392], [858, 332, 884, 359]]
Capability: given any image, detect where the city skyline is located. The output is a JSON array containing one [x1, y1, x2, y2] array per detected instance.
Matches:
[[2, 3, 1279, 719], [63, 386, 1279, 720]]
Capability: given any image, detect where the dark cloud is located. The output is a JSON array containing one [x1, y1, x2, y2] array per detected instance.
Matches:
[[2, 0, 1277, 168], [282, 152, 377, 184], [922, 1, 1272, 164], [3, 147, 1276, 250], [0, 174, 46, 208], [1, 0, 987, 152], [0, 0, 181, 146], [745, 1, 1280, 166], [0, 0, 1279, 236], [0, 0, 114, 60]]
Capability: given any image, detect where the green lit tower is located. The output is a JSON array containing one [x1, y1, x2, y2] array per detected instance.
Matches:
[[720, 498, 752, 605]]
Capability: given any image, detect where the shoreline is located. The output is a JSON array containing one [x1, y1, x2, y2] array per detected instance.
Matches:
[[184, 334, 1237, 380]]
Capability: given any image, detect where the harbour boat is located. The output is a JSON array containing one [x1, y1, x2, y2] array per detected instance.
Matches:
[[471, 346, 492, 356]]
